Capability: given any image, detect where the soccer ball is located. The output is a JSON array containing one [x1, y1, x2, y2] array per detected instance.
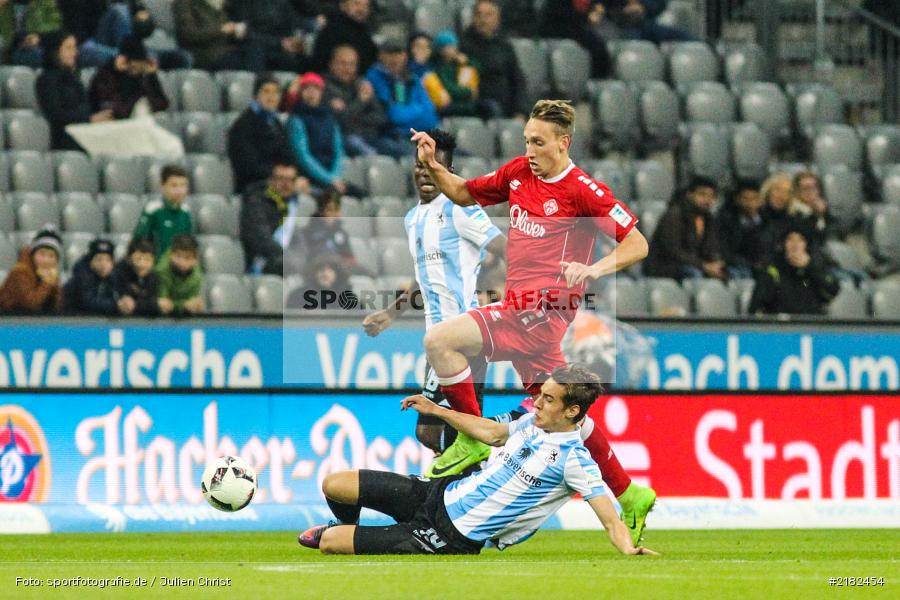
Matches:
[[201, 456, 257, 512]]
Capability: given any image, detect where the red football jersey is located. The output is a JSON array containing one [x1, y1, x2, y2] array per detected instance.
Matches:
[[466, 156, 638, 298]]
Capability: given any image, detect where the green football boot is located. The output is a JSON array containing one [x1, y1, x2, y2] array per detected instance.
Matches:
[[617, 483, 657, 546], [425, 432, 491, 478]]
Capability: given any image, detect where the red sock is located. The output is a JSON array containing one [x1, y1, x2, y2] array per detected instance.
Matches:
[[583, 423, 631, 497], [437, 366, 481, 416]]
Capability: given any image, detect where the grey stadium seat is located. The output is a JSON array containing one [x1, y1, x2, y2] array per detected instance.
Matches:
[[374, 210, 407, 238], [0, 234, 18, 270], [633, 160, 675, 203], [454, 156, 490, 181], [614, 41, 665, 82], [683, 81, 735, 124], [106, 194, 144, 233], [549, 39, 591, 99], [591, 80, 639, 151], [181, 111, 220, 155], [738, 82, 791, 142], [414, 0, 456, 36], [178, 70, 221, 112], [820, 166, 863, 232], [190, 155, 233, 195], [638, 81, 680, 147], [349, 275, 376, 299], [13, 192, 59, 231], [812, 124, 863, 170], [1, 67, 38, 110], [144, 0, 176, 33], [448, 117, 495, 160], [493, 118, 525, 160], [719, 42, 768, 87], [862, 125, 900, 180], [199, 235, 245, 275], [692, 280, 738, 317], [510, 38, 550, 103], [680, 123, 731, 185], [365, 156, 406, 198], [730, 122, 771, 182], [872, 280, 900, 319], [207, 274, 253, 314], [0, 195, 15, 231], [605, 277, 649, 317], [0, 152, 9, 191], [828, 281, 868, 319], [647, 277, 690, 316], [348, 237, 378, 275], [826, 240, 864, 272], [871, 205, 900, 262], [60, 193, 104, 234], [215, 71, 255, 112], [10, 151, 53, 193], [5, 111, 50, 151], [638, 200, 667, 239], [666, 41, 719, 86], [342, 156, 368, 192], [53, 151, 100, 194], [882, 164, 900, 205], [62, 232, 94, 270], [196, 194, 238, 236], [590, 160, 632, 200], [375, 237, 414, 278], [341, 215, 373, 238], [102, 156, 147, 194], [250, 275, 284, 315], [788, 83, 844, 140]]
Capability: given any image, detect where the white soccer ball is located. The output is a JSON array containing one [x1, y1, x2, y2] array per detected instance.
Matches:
[[201, 456, 257, 512]]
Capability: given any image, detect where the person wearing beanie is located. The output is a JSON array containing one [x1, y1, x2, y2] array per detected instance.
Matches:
[[112, 238, 162, 316], [0, 225, 63, 315], [62, 237, 118, 315], [429, 29, 484, 117], [88, 35, 169, 119]]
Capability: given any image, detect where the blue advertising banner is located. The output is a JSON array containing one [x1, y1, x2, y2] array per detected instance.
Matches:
[[0, 321, 897, 390]]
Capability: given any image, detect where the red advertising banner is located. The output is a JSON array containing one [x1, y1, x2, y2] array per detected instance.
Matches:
[[591, 394, 899, 500]]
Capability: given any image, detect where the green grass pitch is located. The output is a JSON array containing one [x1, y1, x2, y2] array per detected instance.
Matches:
[[1, 530, 896, 599]]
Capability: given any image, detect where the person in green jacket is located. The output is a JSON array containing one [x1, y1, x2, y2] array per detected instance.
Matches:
[[133, 164, 193, 261], [430, 30, 484, 118], [10, 0, 64, 68], [157, 234, 204, 316]]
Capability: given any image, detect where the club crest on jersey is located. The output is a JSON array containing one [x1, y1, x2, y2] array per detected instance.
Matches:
[[509, 179, 521, 191], [547, 449, 559, 464], [543, 199, 559, 215]]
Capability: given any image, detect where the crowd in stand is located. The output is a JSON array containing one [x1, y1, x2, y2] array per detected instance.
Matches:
[[0, 0, 888, 319]]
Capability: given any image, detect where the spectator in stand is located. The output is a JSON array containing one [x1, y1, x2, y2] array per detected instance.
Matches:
[[240, 160, 305, 276], [63, 237, 118, 315], [749, 225, 840, 316], [9, 0, 63, 68], [758, 173, 794, 261], [302, 189, 359, 273], [0, 226, 62, 315], [172, 0, 264, 71], [644, 176, 726, 281], [789, 170, 834, 251], [229, 0, 309, 71], [228, 73, 299, 193], [58, 0, 134, 67], [366, 38, 439, 154], [460, 0, 529, 119], [296, 253, 351, 305], [408, 32, 433, 79], [540, 1, 611, 79], [126, 1, 193, 68], [322, 45, 390, 157], [112, 238, 162, 316], [603, 0, 695, 43], [288, 72, 366, 198], [430, 31, 488, 118], [133, 165, 193, 261], [89, 36, 169, 119], [498, 0, 540, 37], [311, 0, 377, 73], [36, 31, 114, 151], [157, 234, 205, 316], [717, 180, 765, 279], [0, 1, 16, 61]]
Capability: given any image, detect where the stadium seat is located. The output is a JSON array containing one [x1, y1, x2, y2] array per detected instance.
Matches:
[[9, 151, 53, 193], [812, 124, 863, 170], [447, 117, 496, 160], [5, 111, 50, 152], [548, 39, 591, 99], [250, 275, 284, 315], [614, 41, 665, 82], [454, 156, 490, 182], [882, 164, 900, 205], [510, 38, 550, 103], [53, 151, 100, 194], [13, 192, 58, 231], [828, 281, 868, 319], [60, 193, 104, 234], [342, 157, 368, 192], [152, 110, 180, 136], [341, 215, 373, 238], [657, 0, 700, 37], [826, 240, 864, 272], [199, 234, 245, 275], [872, 280, 900, 319], [638, 200, 667, 239], [348, 237, 378, 275], [178, 70, 221, 112], [0, 195, 15, 231], [0, 67, 38, 110], [682, 81, 735, 124], [820, 166, 864, 232], [190, 155, 234, 195], [375, 237, 414, 278], [729, 277, 755, 315], [861, 125, 900, 181], [738, 82, 791, 142], [181, 111, 218, 154], [144, 0, 176, 33], [106, 194, 144, 234], [730, 122, 771, 182], [871, 204, 900, 263], [605, 277, 649, 317], [692, 280, 738, 317], [493, 118, 525, 161], [414, 0, 456, 36], [632, 160, 675, 203], [680, 123, 731, 185], [349, 275, 377, 300], [590, 160, 632, 200], [719, 42, 768, 87], [788, 83, 844, 141], [647, 277, 690, 316], [207, 274, 253, 313], [195, 194, 238, 236], [102, 156, 147, 194], [637, 81, 680, 148], [62, 232, 94, 270], [0, 234, 17, 270], [215, 71, 255, 112], [12, 230, 35, 252], [0, 152, 9, 192], [374, 208, 407, 239], [666, 41, 719, 86], [365, 156, 406, 198], [591, 80, 639, 151]]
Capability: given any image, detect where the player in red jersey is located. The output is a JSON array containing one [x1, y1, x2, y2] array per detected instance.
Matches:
[[410, 100, 656, 543]]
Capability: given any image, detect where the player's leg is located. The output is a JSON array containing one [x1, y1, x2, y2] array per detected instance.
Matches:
[[422, 313, 484, 417], [415, 362, 456, 454], [322, 469, 429, 524]]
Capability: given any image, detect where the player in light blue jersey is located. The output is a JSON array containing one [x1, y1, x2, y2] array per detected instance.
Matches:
[[298, 365, 658, 557], [363, 129, 506, 457]]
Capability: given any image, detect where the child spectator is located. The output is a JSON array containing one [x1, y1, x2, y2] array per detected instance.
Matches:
[[0, 226, 62, 315], [301, 189, 359, 273], [112, 238, 161, 316], [157, 234, 204, 316], [430, 30, 483, 117], [133, 164, 193, 261], [88, 35, 169, 119], [63, 237, 117, 315]]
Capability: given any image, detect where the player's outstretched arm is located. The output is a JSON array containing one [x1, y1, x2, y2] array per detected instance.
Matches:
[[410, 129, 477, 207], [362, 281, 420, 337], [401, 395, 509, 446], [587, 495, 659, 556], [560, 228, 650, 287]]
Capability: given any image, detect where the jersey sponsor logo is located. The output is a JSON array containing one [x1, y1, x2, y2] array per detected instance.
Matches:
[[609, 203, 633, 228], [0, 406, 50, 503], [422, 249, 447, 263], [543, 199, 559, 216], [509, 205, 547, 238], [498, 449, 543, 487], [509, 179, 521, 191]]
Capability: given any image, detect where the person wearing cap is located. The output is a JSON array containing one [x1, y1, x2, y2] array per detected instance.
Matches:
[[287, 72, 366, 198], [88, 35, 169, 119], [0, 226, 63, 315], [430, 30, 484, 117], [62, 237, 118, 315]]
